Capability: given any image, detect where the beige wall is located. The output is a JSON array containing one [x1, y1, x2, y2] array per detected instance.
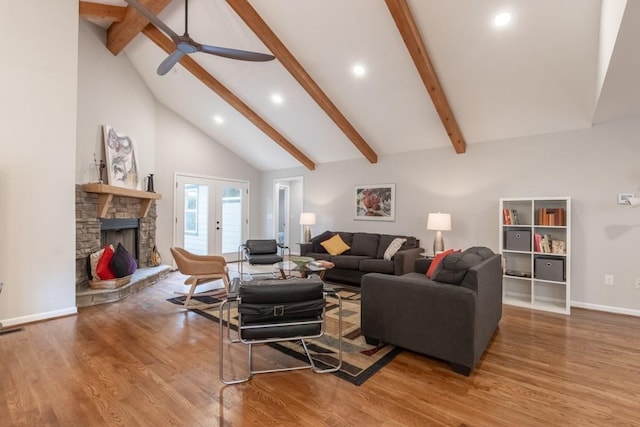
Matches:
[[0, 0, 78, 324], [76, 21, 157, 185]]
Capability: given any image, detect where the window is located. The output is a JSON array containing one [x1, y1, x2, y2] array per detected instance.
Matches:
[[184, 185, 198, 235]]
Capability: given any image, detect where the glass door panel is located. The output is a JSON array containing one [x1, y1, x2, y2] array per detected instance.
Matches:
[[175, 175, 248, 262]]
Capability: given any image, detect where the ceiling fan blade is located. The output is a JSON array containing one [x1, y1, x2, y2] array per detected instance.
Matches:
[[124, 0, 180, 41], [199, 44, 275, 62], [157, 50, 187, 75]]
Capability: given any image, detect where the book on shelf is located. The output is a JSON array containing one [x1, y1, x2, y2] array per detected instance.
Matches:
[[537, 208, 566, 226], [534, 233, 542, 252], [502, 209, 520, 225], [533, 233, 565, 254], [551, 240, 566, 254]]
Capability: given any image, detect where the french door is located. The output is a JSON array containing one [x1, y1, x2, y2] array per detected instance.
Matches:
[[175, 174, 248, 261]]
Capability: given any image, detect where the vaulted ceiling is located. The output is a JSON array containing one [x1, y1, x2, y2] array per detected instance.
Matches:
[[80, 0, 640, 171]]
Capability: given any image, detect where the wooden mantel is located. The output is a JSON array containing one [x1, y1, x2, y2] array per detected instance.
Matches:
[[82, 183, 162, 218]]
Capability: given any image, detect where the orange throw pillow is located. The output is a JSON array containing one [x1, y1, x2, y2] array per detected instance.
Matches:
[[426, 249, 454, 278]]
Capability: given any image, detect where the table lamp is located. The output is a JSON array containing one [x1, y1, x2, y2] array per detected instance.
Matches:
[[427, 212, 451, 254], [300, 212, 316, 243]]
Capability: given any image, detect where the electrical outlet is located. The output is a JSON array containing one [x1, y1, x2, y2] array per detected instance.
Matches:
[[605, 275, 614, 286], [635, 278, 640, 289]]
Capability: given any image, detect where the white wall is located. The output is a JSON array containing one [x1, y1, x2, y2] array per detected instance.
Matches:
[[154, 104, 261, 263], [0, 0, 78, 325], [76, 20, 156, 185], [261, 116, 640, 314]]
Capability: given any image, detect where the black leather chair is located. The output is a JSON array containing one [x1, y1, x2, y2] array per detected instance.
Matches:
[[219, 276, 342, 384], [240, 239, 288, 265], [238, 239, 290, 278]]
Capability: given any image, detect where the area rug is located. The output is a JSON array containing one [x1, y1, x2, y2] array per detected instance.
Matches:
[[168, 286, 401, 386]]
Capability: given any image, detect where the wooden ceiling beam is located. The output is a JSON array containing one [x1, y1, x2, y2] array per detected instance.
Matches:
[[79, 2, 127, 23], [106, 0, 172, 56], [225, 0, 378, 164], [142, 24, 316, 170], [385, 0, 466, 154]]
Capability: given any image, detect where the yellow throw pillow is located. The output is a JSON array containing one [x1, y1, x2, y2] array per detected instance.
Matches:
[[320, 234, 351, 256]]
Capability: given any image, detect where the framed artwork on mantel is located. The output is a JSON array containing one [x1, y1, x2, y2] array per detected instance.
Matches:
[[103, 125, 141, 190], [354, 184, 395, 221]]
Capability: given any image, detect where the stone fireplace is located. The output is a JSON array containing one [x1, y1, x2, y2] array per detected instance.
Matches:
[[75, 184, 168, 306], [100, 218, 140, 263]]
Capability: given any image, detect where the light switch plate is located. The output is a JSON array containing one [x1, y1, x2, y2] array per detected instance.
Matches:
[[618, 193, 634, 204]]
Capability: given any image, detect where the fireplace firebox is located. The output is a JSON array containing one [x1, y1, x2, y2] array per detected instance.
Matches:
[[100, 218, 140, 264]]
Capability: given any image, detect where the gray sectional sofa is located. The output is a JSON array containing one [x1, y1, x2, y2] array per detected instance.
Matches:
[[360, 247, 503, 375], [299, 231, 423, 286]]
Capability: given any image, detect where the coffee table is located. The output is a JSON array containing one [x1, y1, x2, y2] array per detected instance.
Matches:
[[274, 260, 334, 279]]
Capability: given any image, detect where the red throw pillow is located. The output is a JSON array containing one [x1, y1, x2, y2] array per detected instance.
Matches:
[[96, 245, 117, 280], [426, 249, 454, 278]]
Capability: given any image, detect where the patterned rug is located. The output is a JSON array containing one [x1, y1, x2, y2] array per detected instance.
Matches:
[[168, 286, 401, 386]]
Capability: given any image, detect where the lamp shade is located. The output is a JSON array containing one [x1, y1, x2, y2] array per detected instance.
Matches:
[[299, 212, 316, 225], [427, 212, 451, 231]]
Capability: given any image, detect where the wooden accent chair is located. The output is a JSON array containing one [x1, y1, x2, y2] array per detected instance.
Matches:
[[170, 247, 230, 310]]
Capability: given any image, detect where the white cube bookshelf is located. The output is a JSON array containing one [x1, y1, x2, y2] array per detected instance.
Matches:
[[499, 197, 571, 315]]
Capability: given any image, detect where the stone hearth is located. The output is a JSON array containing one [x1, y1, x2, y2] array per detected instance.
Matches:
[[75, 184, 169, 307]]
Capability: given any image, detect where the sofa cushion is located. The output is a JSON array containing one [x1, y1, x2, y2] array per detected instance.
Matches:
[[376, 235, 417, 258], [311, 231, 334, 253], [404, 236, 418, 249], [321, 234, 351, 256], [330, 255, 371, 270], [426, 249, 455, 278], [383, 237, 407, 260], [350, 233, 379, 257], [335, 232, 353, 248], [432, 247, 495, 285], [360, 258, 395, 274]]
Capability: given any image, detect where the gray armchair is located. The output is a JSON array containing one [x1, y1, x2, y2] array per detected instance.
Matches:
[[361, 247, 502, 375]]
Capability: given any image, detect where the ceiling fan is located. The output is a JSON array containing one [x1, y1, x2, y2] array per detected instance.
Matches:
[[124, 0, 275, 75]]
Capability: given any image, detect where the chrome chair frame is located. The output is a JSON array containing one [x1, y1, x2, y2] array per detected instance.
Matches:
[[237, 241, 290, 279], [219, 277, 342, 385]]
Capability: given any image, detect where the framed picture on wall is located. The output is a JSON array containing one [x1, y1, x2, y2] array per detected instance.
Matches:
[[354, 184, 395, 221], [103, 125, 140, 190]]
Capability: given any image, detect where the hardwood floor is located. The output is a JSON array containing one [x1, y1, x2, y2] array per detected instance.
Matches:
[[1, 265, 639, 426]]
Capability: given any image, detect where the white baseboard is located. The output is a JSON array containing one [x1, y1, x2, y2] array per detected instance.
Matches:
[[1, 307, 77, 328], [571, 301, 640, 317]]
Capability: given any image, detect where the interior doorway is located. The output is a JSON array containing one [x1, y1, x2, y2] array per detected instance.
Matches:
[[273, 177, 303, 254]]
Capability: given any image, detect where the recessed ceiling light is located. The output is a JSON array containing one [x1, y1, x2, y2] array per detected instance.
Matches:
[[213, 115, 224, 125], [494, 12, 512, 27], [352, 64, 366, 78], [271, 93, 284, 105]]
